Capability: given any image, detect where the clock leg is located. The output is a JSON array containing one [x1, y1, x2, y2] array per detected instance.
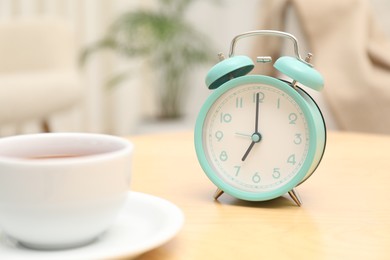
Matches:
[[288, 188, 303, 207], [214, 188, 224, 200]]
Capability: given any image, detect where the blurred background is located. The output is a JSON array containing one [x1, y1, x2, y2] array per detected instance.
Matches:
[[0, 0, 389, 136]]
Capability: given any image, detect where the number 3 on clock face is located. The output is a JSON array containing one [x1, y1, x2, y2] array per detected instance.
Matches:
[[195, 75, 326, 202]]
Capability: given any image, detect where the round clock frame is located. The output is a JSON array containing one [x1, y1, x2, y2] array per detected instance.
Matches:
[[194, 30, 326, 206]]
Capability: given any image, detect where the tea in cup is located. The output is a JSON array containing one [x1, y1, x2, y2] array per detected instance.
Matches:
[[0, 133, 133, 249]]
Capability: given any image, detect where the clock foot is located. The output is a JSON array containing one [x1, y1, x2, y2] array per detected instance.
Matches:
[[214, 188, 224, 200], [288, 188, 302, 207]]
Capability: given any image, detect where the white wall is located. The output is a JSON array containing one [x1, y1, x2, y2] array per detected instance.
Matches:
[[182, 0, 263, 128], [0, 0, 389, 135], [0, 0, 147, 135]]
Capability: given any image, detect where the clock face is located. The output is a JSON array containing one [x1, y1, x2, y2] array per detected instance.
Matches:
[[196, 76, 317, 200]]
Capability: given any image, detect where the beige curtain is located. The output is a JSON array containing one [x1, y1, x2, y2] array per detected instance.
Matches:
[[255, 0, 390, 134]]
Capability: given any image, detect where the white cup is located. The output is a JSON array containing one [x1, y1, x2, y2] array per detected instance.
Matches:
[[0, 133, 133, 250]]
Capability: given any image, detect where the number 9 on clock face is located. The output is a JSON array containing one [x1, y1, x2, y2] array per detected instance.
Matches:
[[195, 75, 326, 201]]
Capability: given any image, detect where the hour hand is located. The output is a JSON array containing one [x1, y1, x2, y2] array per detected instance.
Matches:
[[241, 133, 262, 161], [241, 141, 256, 161]]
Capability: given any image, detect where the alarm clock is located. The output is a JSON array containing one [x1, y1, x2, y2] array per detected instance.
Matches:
[[194, 30, 326, 206]]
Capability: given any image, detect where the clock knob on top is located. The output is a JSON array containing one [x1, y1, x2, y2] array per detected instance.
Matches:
[[205, 54, 254, 90], [274, 54, 324, 91]]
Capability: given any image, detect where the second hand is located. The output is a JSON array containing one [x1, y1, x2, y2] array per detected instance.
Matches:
[[235, 132, 252, 138]]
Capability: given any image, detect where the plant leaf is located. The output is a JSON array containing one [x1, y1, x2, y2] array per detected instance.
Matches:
[[105, 70, 133, 90]]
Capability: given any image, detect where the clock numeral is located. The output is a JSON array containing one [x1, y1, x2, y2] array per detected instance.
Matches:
[[294, 133, 302, 144], [253, 92, 265, 103], [273, 168, 281, 179], [234, 166, 241, 176], [220, 113, 232, 123], [215, 131, 224, 142], [219, 151, 228, 161], [252, 172, 261, 183], [277, 98, 281, 109], [287, 154, 296, 165], [236, 97, 243, 108], [288, 113, 298, 124]]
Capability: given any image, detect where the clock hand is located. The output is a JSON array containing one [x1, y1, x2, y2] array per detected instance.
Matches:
[[255, 92, 260, 133], [241, 133, 262, 161], [242, 93, 262, 161], [241, 140, 256, 161], [235, 132, 252, 138]]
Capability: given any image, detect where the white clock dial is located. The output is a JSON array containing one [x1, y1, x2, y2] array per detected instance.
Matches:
[[203, 83, 310, 193]]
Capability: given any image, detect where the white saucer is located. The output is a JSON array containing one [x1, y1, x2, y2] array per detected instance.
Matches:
[[0, 191, 184, 260]]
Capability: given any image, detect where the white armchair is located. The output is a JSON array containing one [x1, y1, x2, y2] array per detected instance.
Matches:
[[0, 17, 83, 133]]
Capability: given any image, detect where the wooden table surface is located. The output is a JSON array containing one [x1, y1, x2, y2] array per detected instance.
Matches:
[[127, 131, 390, 260]]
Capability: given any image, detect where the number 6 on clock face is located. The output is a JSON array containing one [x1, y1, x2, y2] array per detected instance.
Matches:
[[194, 75, 326, 203]]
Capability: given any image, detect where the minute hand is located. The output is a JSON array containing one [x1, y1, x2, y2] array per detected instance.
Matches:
[[254, 92, 260, 133], [241, 93, 261, 161]]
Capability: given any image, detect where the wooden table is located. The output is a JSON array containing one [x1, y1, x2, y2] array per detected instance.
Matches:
[[128, 131, 390, 260]]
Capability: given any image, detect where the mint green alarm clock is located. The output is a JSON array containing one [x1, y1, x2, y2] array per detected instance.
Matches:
[[194, 30, 326, 206]]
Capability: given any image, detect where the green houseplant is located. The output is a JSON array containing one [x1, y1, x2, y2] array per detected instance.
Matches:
[[80, 0, 216, 119]]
